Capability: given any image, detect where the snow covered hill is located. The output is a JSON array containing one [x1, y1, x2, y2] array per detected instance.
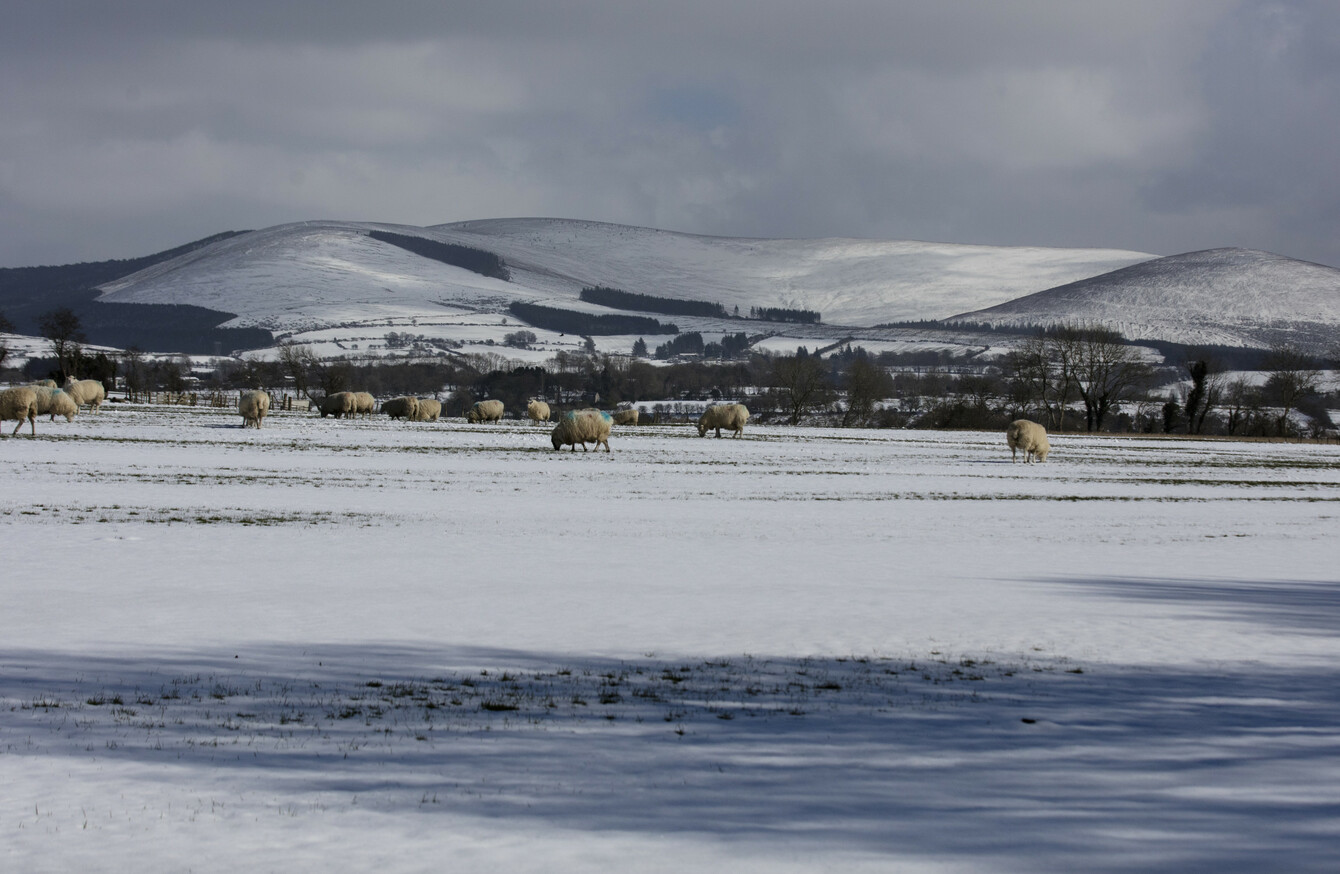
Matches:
[[433, 218, 1154, 327], [94, 219, 1152, 340], [950, 248, 1340, 352], [92, 219, 1340, 359]]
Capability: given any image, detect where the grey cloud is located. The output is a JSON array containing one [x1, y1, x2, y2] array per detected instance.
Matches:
[[3, 1, 1338, 270]]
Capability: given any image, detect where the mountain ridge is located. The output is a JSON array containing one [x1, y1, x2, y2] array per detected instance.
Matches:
[[950, 247, 1340, 352], [94, 218, 1155, 332], [5, 218, 1336, 358]]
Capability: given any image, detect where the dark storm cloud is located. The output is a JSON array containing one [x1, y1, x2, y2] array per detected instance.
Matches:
[[3, 1, 1339, 268]]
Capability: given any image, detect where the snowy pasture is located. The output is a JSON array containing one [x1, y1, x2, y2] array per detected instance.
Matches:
[[3, 408, 1339, 872]]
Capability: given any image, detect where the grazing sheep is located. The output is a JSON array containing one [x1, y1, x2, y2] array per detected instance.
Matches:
[[315, 391, 356, 418], [238, 390, 271, 428], [353, 391, 376, 419], [467, 399, 505, 423], [35, 379, 58, 388], [526, 399, 551, 423], [410, 398, 441, 422], [1006, 419, 1050, 463], [0, 387, 37, 437], [612, 408, 639, 426], [63, 378, 106, 412], [46, 390, 78, 423], [27, 386, 77, 422], [697, 403, 749, 438], [550, 409, 612, 452], [380, 396, 419, 420]]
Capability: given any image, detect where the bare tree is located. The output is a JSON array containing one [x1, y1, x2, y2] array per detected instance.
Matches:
[[0, 310, 13, 370], [120, 347, 147, 402], [772, 352, 832, 425], [1065, 324, 1153, 432], [1182, 356, 1227, 435], [316, 359, 353, 397], [39, 307, 86, 379], [1263, 344, 1321, 436], [277, 340, 320, 399], [1004, 335, 1054, 425], [1222, 376, 1257, 435], [841, 355, 893, 427], [1008, 328, 1090, 430], [1048, 327, 1086, 431]]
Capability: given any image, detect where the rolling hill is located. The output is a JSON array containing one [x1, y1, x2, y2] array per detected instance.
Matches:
[[949, 248, 1340, 353], [7, 218, 1336, 361], [91, 219, 1153, 350]]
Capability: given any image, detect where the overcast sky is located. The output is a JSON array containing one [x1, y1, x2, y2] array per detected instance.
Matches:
[[3, 1, 1339, 268]]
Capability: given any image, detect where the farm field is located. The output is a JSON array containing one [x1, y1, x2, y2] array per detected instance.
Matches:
[[3, 406, 1339, 872]]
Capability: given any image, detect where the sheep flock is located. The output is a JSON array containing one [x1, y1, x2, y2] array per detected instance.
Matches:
[[2, 378, 1066, 467]]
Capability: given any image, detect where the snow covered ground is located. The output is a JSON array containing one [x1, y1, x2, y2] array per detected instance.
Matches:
[[4, 407, 1339, 872]]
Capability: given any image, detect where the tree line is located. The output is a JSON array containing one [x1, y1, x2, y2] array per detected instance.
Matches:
[[5, 310, 1331, 437], [507, 301, 678, 336], [367, 231, 511, 281], [579, 286, 727, 318]]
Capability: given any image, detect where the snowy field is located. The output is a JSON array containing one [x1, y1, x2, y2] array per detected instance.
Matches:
[[3, 407, 1339, 872]]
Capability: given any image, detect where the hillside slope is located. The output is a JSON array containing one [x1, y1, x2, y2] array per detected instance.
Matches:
[[950, 248, 1340, 351], [96, 219, 1154, 333], [434, 218, 1155, 327]]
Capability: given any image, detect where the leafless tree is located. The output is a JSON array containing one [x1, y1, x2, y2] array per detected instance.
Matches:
[[1263, 344, 1321, 436], [120, 347, 147, 401], [39, 307, 86, 379], [772, 352, 832, 425], [1063, 324, 1153, 432], [278, 340, 320, 399], [0, 310, 13, 370], [1222, 376, 1256, 435], [1182, 355, 1227, 435], [841, 356, 893, 427]]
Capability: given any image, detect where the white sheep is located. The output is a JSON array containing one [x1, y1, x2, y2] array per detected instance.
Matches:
[[380, 396, 419, 420], [526, 399, 551, 423], [46, 390, 78, 423], [63, 378, 106, 412], [27, 386, 77, 422], [467, 399, 505, 423], [315, 391, 356, 418], [1006, 419, 1050, 463], [410, 398, 442, 422], [697, 403, 749, 438], [612, 408, 639, 426], [238, 390, 271, 428], [353, 391, 376, 419], [1, 387, 38, 437], [550, 409, 612, 452]]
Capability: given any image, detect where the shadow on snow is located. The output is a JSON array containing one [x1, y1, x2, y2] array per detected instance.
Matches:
[[3, 639, 1340, 872]]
